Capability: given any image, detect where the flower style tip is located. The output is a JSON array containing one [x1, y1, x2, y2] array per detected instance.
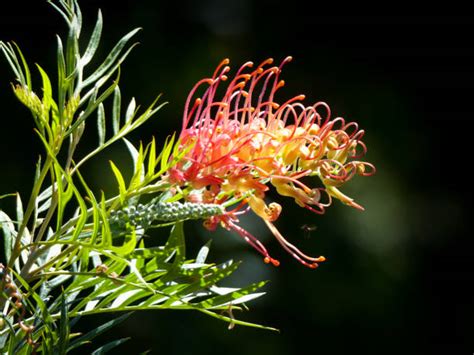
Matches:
[[203, 209, 281, 267], [264, 257, 281, 267], [264, 220, 326, 269], [170, 57, 375, 268]]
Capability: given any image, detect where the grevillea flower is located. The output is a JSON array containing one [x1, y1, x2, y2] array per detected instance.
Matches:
[[168, 57, 375, 268]]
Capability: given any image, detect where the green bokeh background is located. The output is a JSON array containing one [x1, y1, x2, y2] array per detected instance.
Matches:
[[1, 2, 472, 354]]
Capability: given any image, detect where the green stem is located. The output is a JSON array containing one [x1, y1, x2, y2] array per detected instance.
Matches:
[[7, 155, 53, 270], [0, 306, 278, 336], [34, 126, 79, 245], [33, 190, 58, 245], [20, 244, 78, 281], [56, 180, 170, 236]]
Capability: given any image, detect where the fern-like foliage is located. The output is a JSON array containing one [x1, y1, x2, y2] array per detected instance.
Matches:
[[0, 0, 273, 352]]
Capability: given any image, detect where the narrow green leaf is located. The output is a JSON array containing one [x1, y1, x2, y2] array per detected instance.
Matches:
[[80, 80, 99, 108], [123, 138, 141, 180], [93, 281, 149, 310], [163, 262, 241, 306], [56, 35, 67, 112], [107, 287, 152, 311], [198, 308, 278, 332], [81, 10, 103, 66], [37, 197, 53, 214], [5, 326, 17, 355], [144, 254, 174, 274], [196, 240, 212, 264], [57, 292, 70, 354], [91, 337, 130, 354], [166, 222, 186, 264], [32, 156, 42, 229], [66, 76, 119, 136], [127, 96, 165, 133], [12, 42, 32, 89], [196, 281, 267, 309], [146, 137, 156, 179], [110, 228, 137, 255], [0, 211, 15, 261], [65, 275, 111, 313], [15, 192, 24, 227], [0, 314, 15, 350], [67, 313, 132, 352], [36, 64, 53, 112], [97, 102, 106, 146], [130, 246, 166, 260], [37, 185, 53, 204], [54, 163, 75, 231], [124, 97, 136, 123], [98, 194, 114, 249], [112, 86, 121, 134], [74, 169, 100, 245], [109, 161, 127, 203], [81, 28, 141, 88], [10, 269, 56, 334], [69, 179, 89, 243], [73, 0, 83, 36], [69, 256, 134, 313], [0, 41, 25, 85], [159, 134, 175, 173], [65, 17, 79, 79], [48, 0, 73, 26]]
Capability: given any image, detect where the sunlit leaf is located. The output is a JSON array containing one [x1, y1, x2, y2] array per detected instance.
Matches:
[[112, 86, 121, 134], [196, 240, 212, 264], [124, 97, 136, 123], [123, 138, 144, 187], [197, 281, 268, 309], [97, 102, 106, 146], [81, 28, 141, 88], [109, 161, 127, 203], [146, 137, 156, 179], [15, 193, 24, 227], [0, 211, 15, 261], [36, 64, 53, 114], [81, 10, 103, 66]]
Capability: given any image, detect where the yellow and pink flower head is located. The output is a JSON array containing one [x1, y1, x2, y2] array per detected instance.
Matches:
[[169, 57, 375, 268]]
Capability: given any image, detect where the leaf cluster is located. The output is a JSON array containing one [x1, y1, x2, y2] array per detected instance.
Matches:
[[0, 0, 273, 353]]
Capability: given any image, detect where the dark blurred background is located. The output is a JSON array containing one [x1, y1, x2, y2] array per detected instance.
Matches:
[[1, 1, 473, 354]]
